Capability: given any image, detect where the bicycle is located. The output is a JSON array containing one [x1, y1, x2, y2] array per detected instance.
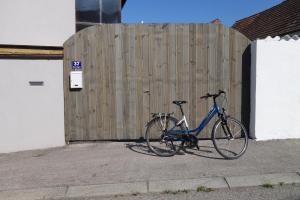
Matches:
[[145, 90, 248, 159]]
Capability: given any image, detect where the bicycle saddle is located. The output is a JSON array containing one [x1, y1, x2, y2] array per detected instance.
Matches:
[[172, 100, 187, 105]]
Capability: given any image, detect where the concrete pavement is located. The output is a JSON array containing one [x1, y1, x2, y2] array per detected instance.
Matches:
[[0, 139, 299, 199]]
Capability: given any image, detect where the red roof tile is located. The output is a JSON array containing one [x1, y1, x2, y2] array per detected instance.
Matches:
[[232, 0, 300, 40]]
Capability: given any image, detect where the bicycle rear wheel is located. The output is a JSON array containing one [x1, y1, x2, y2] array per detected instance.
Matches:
[[212, 117, 248, 159], [145, 116, 183, 157]]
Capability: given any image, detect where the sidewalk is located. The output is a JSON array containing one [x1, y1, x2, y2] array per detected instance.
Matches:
[[0, 139, 300, 199]]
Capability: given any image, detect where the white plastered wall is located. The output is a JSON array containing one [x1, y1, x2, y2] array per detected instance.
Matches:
[[0, 0, 75, 46], [0, 60, 65, 153], [250, 37, 300, 140]]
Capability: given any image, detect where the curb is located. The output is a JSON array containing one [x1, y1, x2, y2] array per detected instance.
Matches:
[[1, 172, 300, 200], [148, 177, 228, 193], [0, 187, 66, 200], [66, 182, 147, 198], [225, 172, 300, 188]]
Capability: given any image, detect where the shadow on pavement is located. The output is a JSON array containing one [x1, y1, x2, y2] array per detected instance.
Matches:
[[125, 142, 158, 157], [182, 145, 225, 160], [125, 142, 225, 160]]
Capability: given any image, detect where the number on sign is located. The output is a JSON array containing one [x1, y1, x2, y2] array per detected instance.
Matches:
[[71, 61, 82, 69]]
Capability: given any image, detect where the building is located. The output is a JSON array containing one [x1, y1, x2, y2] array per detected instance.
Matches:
[[233, 0, 300, 40], [0, 0, 127, 48], [76, 0, 127, 31], [0, 0, 127, 153]]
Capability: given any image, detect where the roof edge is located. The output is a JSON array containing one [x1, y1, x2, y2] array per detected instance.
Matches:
[[121, 0, 127, 8]]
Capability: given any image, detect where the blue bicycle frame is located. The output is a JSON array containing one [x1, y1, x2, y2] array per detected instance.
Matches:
[[168, 102, 221, 137]]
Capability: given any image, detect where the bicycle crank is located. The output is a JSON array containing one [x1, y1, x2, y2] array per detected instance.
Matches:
[[183, 134, 200, 150]]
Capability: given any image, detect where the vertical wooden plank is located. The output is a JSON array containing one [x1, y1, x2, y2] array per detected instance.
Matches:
[[81, 30, 91, 140], [105, 25, 112, 138], [127, 24, 137, 139], [215, 24, 222, 91], [101, 25, 111, 139], [75, 31, 86, 140], [94, 25, 104, 140], [155, 24, 163, 114], [107, 24, 117, 139], [188, 24, 197, 129], [229, 29, 237, 119], [148, 25, 154, 117], [99, 25, 111, 139], [197, 24, 210, 138], [141, 25, 150, 139], [168, 24, 177, 114], [135, 24, 145, 138], [182, 25, 190, 123], [221, 24, 231, 125], [162, 24, 170, 113], [175, 24, 183, 117], [195, 24, 204, 135], [134, 25, 142, 138], [122, 24, 130, 139], [221, 24, 230, 100], [150, 24, 162, 114], [115, 24, 125, 140], [85, 27, 98, 140], [207, 24, 218, 97], [81, 29, 90, 140]]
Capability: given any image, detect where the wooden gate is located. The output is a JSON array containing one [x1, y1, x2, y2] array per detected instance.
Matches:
[[63, 24, 250, 141]]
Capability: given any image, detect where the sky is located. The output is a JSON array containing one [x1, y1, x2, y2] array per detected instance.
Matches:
[[122, 0, 283, 27]]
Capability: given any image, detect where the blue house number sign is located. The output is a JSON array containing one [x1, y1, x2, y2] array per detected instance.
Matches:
[[72, 61, 82, 70]]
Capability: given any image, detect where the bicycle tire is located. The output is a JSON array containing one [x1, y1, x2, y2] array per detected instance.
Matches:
[[145, 116, 183, 157], [212, 116, 248, 159]]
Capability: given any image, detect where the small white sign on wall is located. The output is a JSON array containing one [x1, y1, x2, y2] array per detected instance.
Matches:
[[70, 71, 83, 89]]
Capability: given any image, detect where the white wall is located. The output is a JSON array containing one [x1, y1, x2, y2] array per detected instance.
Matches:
[[0, 0, 75, 46], [250, 36, 300, 140], [0, 60, 65, 153]]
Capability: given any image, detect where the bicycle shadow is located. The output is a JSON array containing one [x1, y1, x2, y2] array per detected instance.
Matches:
[[182, 145, 225, 160], [125, 142, 158, 157], [125, 141, 226, 160]]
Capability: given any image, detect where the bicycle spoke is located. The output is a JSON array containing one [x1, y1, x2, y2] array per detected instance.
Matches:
[[212, 117, 248, 159], [232, 128, 242, 138], [146, 116, 183, 157]]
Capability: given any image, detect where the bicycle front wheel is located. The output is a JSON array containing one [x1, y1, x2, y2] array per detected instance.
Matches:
[[145, 116, 183, 157], [212, 117, 248, 159]]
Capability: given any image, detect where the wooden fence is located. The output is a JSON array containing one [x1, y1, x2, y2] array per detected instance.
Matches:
[[63, 24, 251, 141]]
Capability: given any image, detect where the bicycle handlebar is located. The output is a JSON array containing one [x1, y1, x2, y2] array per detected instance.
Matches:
[[200, 90, 226, 100]]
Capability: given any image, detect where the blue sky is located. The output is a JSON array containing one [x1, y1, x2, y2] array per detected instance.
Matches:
[[122, 0, 283, 26]]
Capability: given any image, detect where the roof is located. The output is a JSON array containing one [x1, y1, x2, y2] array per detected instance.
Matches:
[[232, 0, 300, 40], [121, 0, 127, 8]]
